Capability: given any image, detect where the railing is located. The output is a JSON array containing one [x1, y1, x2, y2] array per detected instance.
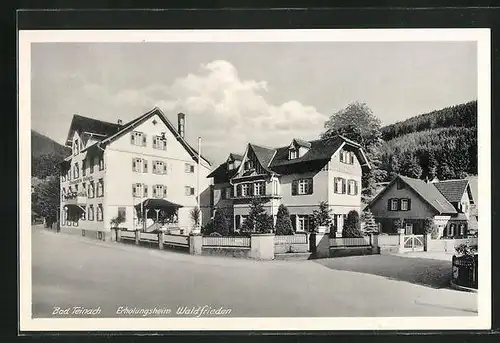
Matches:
[[121, 230, 136, 239], [274, 235, 308, 245], [330, 236, 371, 247], [378, 234, 400, 246], [202, 236, 251, 248], [140, 232, 159, 242], [163, 234, 189, 247]]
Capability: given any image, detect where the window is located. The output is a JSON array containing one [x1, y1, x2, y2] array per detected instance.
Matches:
[[185, 186, 195, 196], [118, 207, 126, 220], [339, 150, 354, 165], [254, 182, 265, 196], [61, 172, 66, 181], [334, 177, 343, 194], [235, 215, 241, 231], [97, 179, 104, 197], [88, 181, 95, 198], [132, 183, 145, 198], [153, 135, 167, 150], [228, 162, 234, 170], [322, 162, 329, 171], [98, 156, 104, 171], [185, 163, 195, 173], [74, 163, 80, 179], [405, 222, 413, 235], [390, 199, 399, 211], [153, 161, 167, 174], [61, 188, 66, 201], [88, 205, 95, 221], [153, 184, 167, 198], [131, 131, 147, 146], [90, 158, 95, 174], [241, 183, 250, 197], [132, 158, 148, 173], [400, 199, 409, 211], [273, 179, 279, 195], [81, 183, 86, 196], [68, 168, 72, 180], [289, 149, 298, 160], [292, 178, 313, 195], [82, 160, 87, 176], [349, 152, 355, 164], [244, 160, 253, 170], [347, 180, 357, 195], [297, 215, 311, 232], [97, 204, 103, 221]]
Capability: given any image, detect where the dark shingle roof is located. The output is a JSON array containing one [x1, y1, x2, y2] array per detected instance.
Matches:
[[398, 175, 457, 214], [207, 162, 239, 182], [229, 153, 243, 161], [292, 138, 312, 149], [250, 144, 276, 173], [433, 179, 470, 203], [65, 114, 122, 146]]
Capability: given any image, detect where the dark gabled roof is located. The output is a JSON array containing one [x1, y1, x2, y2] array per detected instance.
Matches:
[[398, 176, 457, 214], [368, 175, 457, 214], [65, 114, 122, 147], [433, 179, 470, 203], [206, 163, 239, 181], [249, 144, 276, 173]]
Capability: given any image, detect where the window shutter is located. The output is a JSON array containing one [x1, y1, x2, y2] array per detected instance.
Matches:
[[153, 137, 157, 149], [130, 133, 134, 145], [308, 178, 314, 194], [339, 151, 343, 162], [143, 160, 148, 173], [407, 198, 411, 211], [132, 184, 136, 197], [235, 215, 241, 230], [153, 186, 157, 197], [163, 187, 167, 198], [354, 181, 358, 195], [248, 184, 254, 196], [142, 134, 147, 146], [163, 163, 167, 174], [290, 215, 297, 231], [144, 185, 148, 197], [397, 199, 402, 211], [342, 179, 346, 194], [237, 185, 241, 197], [334, 178, 338, 193], [132, 158, 136, 171], [292, 180, 298, 195], [163, 140, 167, 150], [387, 199, 392, 210], [152, 161, 157, 173]]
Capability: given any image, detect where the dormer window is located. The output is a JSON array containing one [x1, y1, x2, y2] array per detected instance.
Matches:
[[340, 149, 355, 165], [289, 149, 298, 160], [244, 160, 254, 170], [73, 139, 79, 156], [228, 161, 235, 170]]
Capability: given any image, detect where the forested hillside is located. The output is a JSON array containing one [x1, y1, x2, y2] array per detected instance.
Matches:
[[31, 130, 70, 178], [381, 101, 477, 141]]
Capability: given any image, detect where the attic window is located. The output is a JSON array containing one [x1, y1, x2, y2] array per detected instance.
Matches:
[[228, 161, 234, 170], [397, 180, 405, 190], [289, 149, 298, 160], [244, 160, 254, 170]]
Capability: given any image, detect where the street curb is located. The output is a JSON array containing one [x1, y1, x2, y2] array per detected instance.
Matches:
[[450, 280, 478, 293]]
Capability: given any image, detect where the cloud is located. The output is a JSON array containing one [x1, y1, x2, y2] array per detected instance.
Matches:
[[55, 60, 328, 165]]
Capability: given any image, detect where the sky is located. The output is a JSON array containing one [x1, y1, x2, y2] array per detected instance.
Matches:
[[31, 41, 477, 166]]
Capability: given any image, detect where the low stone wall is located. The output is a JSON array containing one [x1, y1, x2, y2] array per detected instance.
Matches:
[[329, 246, 374, 258], [427, 238, 478, 253], [201, 247, 252, 259], [379, 246, 399, 255], [274, 243, 309, 254]]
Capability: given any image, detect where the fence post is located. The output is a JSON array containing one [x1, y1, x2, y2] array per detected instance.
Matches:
[[314, 232, 330, 259], [371, 233, 379, 254], [158, 230, 164, 250], [398, 228, 405, 253], [116, 228, 121, 242], [250, 233, 275, 260], [423, 233, 429, 252], [189, 233, 202, 255], [135, 230, 140, 245]]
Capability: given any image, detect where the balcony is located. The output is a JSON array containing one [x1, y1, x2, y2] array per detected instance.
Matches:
[[64, 192, 88, 205]]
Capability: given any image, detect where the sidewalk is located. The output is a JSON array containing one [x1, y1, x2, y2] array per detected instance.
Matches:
[[393, 251, 454, 261]]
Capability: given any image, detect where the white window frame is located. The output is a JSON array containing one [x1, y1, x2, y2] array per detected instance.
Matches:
[[241, 183, 250, 197], [185, 186, 195, 196], [131, 131, 144, 146], [185, 163, 195, 173], [134, 183, 144, 198], [153, 161, 165, 174], [254, 182, 264, 196], [97, 179, 104, 197], [298, 179, 311, 195], [97, 204, 103, 222], [228, 162, 234, 170], [390, 199, 399, 211], [273, 179, 279, 195], [289, 149, 298, 160], [400, 199, 409, 211], [73, 139, 79, 156], [153, 135, 167, 150], [74, 163, 79, 179], [405, 222, 413, 234], [154, 185, 165, 198], [133, 158, 143, 173], [348, 180, 356, 195], [297, 215, 311, 232]]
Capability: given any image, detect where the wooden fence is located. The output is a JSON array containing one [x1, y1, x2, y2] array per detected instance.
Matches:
[[378, 234, 400, 246], [121, 230, 136, 240], [202, 236, 251, 248], [163, 234, 189, 247], [274, 234, 308, 245], [330, 236, 371, 247]]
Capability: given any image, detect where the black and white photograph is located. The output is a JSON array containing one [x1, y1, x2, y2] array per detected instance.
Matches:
[[19, 29, 491, 331]]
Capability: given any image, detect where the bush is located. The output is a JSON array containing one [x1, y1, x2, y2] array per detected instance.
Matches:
[[209, 232, 222, 237], [342, 210, 363, 238], [393, 218, 403, 233], [201, 220, 215, 236], [213, 208, 231, 236], [241, 199, 274, 234], [275, 204, 293, 235], [455, 243, 478, 257], [311, 201, 333, 233], [362, 209, 379, 234]]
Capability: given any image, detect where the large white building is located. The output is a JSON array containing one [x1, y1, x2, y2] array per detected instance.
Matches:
[[59, 108, 212, 240]]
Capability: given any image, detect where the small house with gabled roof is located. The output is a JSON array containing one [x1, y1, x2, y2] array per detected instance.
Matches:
[[365, 175, 475, 238]]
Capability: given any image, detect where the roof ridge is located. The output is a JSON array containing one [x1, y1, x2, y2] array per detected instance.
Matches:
[[72, 114, 122, 127], [434, 178, 469, 183]]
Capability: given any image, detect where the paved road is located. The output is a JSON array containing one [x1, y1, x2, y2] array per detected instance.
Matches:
[[31, 227, 477, 318]]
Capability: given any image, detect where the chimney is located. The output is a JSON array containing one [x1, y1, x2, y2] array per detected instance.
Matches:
[[177, 113, 186, 138], [117, 119, 123, 125]]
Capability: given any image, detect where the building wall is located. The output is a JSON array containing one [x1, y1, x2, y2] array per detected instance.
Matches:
[[104, 112, 212, 234], [279, 169, 328, 214]]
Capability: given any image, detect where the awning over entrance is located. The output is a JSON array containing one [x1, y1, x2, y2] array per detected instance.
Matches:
[[134, 198, 183, 218]]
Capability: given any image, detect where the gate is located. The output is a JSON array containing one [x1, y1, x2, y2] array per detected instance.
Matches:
[[403, 234, 424, 252]]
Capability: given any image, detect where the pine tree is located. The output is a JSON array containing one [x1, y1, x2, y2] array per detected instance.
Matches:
[[362, 209, 379, 234], [241, 199, 274, 234], [275, 204, 294, 235], [342, 210, 363, 238], [213, 208, 231, 236], [311, 201, 333, 232]]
